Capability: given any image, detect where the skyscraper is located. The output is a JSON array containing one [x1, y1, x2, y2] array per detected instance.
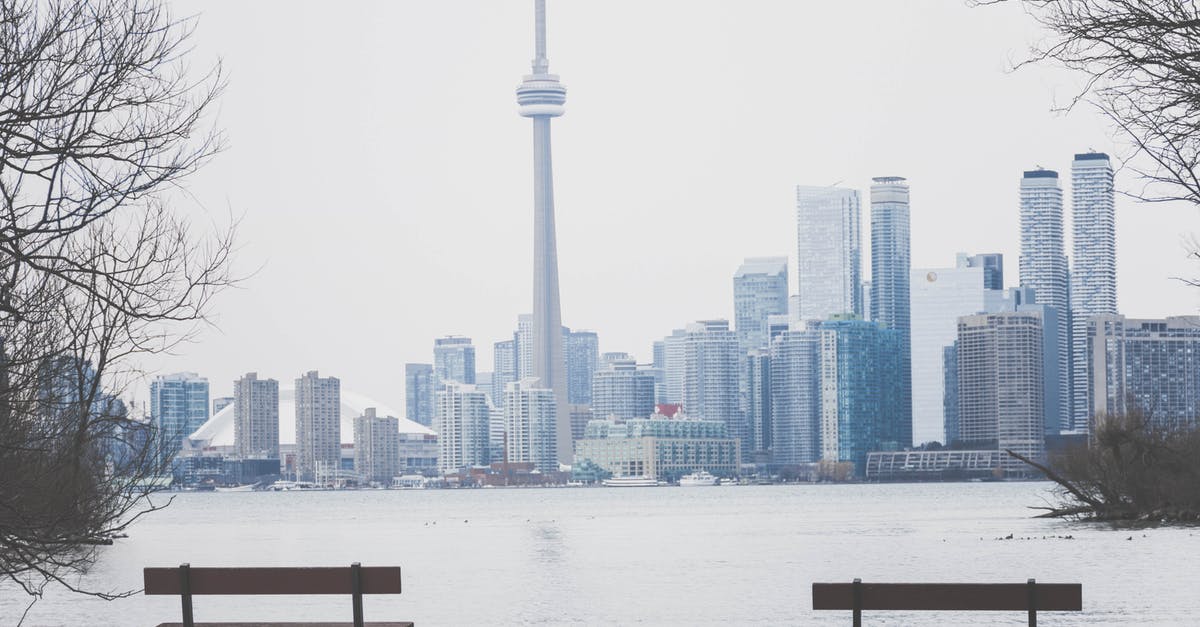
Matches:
[[433, 336, 476, 387], [212, 396, 234, 416], [956, 312, 1045, 471], [1019, 168, 1071, 432], [234, 372, 279, 460], [795, 186, 862, 322], [437, 381, 491, 474], [682, 320, 744, 449], [565, 328, 599, 405], [869, 176, 913, 446], [404, 363, 435, 427], [492, 339, 518, 408], [733, 257, 789, 352], [1070, 152, 1116, 431], [769, 323, 821, 465], [744, 347, 772, 460], [661, 328, 687, 404], [909, 253, 1007, 445], [504, 378, 558, 472], [295, 370, 341, 483], [591, 358, 656, 420], [354, 407, 400, 484], [150, 372, 210, 461], [517, 0, 570, 465], [515, 314, 534, 379]]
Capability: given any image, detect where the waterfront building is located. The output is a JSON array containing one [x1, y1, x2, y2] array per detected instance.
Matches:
[[492, 339, 518, 409], [744, 348, 772, 461], [436, 381, 491, 474], [592, 358, 656, 420], [353, 408, 400, 484], [909, 253, 1007, 445], [569, 404, 592, 444], [565, 329, 599, 405], [955, 312, 1045, 471], [503, 378, 558, 473], [683, 320, 745, 449], [769, 323, 821, 465], [433, 336, 476, 387], [1084, 315, 1200, 431], [150, 372, 209, 462], [212, 396, 233, 416], [795, 185, 862, 321], [517, 0, 572, 465], [1019, 168, 1072, 432], [661, 328, 687, 404], [489, 402, 506, 463], [869, 176, 913, 446], [1071, 152, 1117, 431], [233, 372, 279, 460], [404, 363, 435, 427], [573, 414, 740, 480], [733, 257, 789, 352], [294, 371, 341, 483], [818, 317, 906, 474]]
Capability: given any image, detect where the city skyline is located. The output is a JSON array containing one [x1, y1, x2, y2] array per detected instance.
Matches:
[[143, 1, 1199, 414]]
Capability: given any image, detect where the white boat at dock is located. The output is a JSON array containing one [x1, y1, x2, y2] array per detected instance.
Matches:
[[602, 476, 659, 487], [679, 470, 720, 486]]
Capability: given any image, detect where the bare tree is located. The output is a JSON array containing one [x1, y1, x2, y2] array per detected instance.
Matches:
[[0, 0, 232, 608], [982, 0, 1200, 205]]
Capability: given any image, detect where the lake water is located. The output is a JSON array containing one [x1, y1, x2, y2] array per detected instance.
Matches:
[[4, 482, 1198, 626]]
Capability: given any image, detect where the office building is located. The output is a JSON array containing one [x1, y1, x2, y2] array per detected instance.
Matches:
[[503, 378, 558, 473], [294, 371, 341, 483], [233, 372, 279, 460], [433, 336, 476, 387], [1071, 152, 1117, 430], [769, 323, 821, 465], [404, 363, 435, 427], [1084, 315, 1200, 431], [795, 186, 862, 321], [592, 358, 656, 420], [565, 329, 599, 405], [353, 408, 400, 484], [436, 381, 491, 474], [733, 257, 789, 352], [150, 372, 210, 461], [955, 312, 1045, 471]]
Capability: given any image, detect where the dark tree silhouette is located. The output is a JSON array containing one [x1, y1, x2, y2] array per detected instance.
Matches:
[[0, 0, 233, 609]]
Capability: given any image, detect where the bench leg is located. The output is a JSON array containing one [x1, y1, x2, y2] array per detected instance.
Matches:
[[179, 563, 194, 627], [1028, 578, 1036, 627], [852, 578, 861, 627], [351, 562, 364, 627]]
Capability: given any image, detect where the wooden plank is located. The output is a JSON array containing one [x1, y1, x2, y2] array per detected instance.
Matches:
[[812, 583, 1081, 611], [144, 567, 402, 596], [155, 623, 413, 626]]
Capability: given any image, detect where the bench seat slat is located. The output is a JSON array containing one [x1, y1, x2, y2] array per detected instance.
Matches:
[[155, 622, 413, 626], [144, 567, 402, 595], [812, 582, 1082, 611]]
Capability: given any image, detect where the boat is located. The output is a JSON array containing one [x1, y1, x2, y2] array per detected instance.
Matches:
[[679, 470, 720, 486], [215, 484, 255, 492], [601, 476, 658, 487]]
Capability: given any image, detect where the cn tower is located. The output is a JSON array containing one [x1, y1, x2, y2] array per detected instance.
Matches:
[[517, 0, 570, 464]]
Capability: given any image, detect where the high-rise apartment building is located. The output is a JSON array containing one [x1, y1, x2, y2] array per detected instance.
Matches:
[[683, 320, 744, 450], [354, 407, 400, 484], [433, 336, 476, 388], [733, 257, 789, 352], [565, 329, 599, 405], [294, 370, 341, 483], [515, 314, 534, 379], [661, 328, 687, 404], [1070, 152, 1116, 431], [404, 363, 435, 427], [744, 348, 772, 460], [212, 396, 233, 416], [1084, 315, 1200, 431], [150, 372, 210, 461], [591, 358, 656, 420], [1019, 168, 1072, 432], [503, 378, 558, 473], [955, 312, 1045, 471], [795, 186, 862, 321], [492, 340, 518, 408], [818, 318, 906, 474], [769, 323, 821, 465], [436, 381, 491, 474], [909, 253, 1007, 445], [233, 372, 279, 460], [869, 176, 913, 446]]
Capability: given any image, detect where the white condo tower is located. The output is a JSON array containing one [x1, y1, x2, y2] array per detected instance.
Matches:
[[516, 0, 570, 465]]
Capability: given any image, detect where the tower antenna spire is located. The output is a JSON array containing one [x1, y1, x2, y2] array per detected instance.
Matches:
[[533, 0, 548, 74]]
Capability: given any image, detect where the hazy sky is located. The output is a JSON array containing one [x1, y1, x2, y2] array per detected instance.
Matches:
[[147, 0, 1200, 413]]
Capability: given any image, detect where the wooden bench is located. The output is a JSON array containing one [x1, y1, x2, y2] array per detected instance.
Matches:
[[812, 579, 1082, 626], [143, 563, 411, 627]]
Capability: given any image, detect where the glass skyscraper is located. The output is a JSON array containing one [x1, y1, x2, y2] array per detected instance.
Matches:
[[869, 176, 913, 446], [732, 257, 789, 352], [565, 328, 599, 406], [433, 336, 476, 388], [768, 323, 821, 465], [795, 186, 862, 322], [404, 363, 434, 427], [682, 320, 743, 448], [1070, 152, 1116, 432], [150, 372, 210, 462], [591, 358, 656, 420], [1019, 169, 1071, 433]]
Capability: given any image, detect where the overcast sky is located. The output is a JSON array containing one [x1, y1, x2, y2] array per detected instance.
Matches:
[[146, 0, 1200, 413]]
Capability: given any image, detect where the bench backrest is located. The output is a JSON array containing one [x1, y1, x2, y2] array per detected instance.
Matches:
[[144, 565, 403, 595], [812, 581, 1081, 612]]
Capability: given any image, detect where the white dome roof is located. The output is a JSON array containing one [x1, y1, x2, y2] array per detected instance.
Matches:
[[189, 386, 435, 448]]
